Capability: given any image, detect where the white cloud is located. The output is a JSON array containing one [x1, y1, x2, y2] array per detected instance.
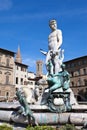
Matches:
[[0, 0, 12, 11]]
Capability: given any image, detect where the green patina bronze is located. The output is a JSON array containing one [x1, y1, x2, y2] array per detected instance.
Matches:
[[41, 63, 71, 112], [47, 63, 70, 92], [16, 88, 37, 125]]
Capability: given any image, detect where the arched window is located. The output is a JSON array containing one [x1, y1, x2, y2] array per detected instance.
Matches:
[[6, 92, 9, 97], [6, 92, 10, 100], [83, 68, 87, 75]]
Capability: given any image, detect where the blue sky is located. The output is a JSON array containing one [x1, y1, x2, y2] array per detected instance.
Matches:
[[0, 0, 87, 73]]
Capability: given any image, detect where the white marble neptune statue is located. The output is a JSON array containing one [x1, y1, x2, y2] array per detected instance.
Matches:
[[46, 19, 64, 74]]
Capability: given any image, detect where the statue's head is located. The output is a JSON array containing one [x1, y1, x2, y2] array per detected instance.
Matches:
[[49, 19, 57, 25]]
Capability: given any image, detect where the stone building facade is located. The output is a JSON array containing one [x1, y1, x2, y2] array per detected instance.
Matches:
[[64, 56, 87, 100], [15, 46, 28, 88], [0, 47, 31, 101], [0, 47, 38, 101], [15, 62, 28, 88], [0, 48, 15, 101]]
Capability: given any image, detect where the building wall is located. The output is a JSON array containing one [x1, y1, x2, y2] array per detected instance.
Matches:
[[0, 49, 15, 101], [27, 72, 35, 89], [0, 48, 45, 101], [65, 56, 87, 98], [15, 64, 28, 88]]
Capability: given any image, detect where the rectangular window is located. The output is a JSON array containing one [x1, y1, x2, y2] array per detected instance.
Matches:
[[21, 67, 25, 71], [0, 57, 1, 65], [21, 78, 23, 85], [6, 75, 9, 84], [78, 78, 82, 86], [77, 69, 80, 75], [16, 77, 18, 84], [71, 72, 74, 77], [17, 66, 19, 70], [84, 79, 87, 86], [6, 58, 10, 66]]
